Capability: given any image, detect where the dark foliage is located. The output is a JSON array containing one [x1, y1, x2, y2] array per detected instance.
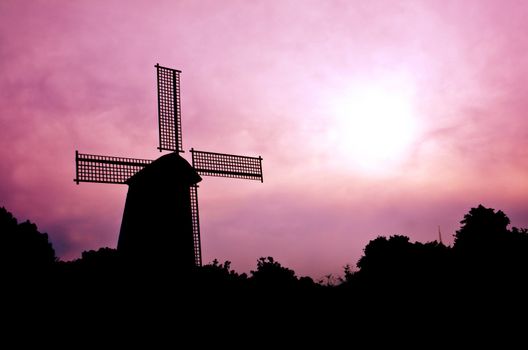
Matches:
[[454, 204, 511, 253], [0, 206, 56, 275], [192, 258, 248, 290], [355, 235, 451, 287], [250, 256, 298, 287], [3, 204, 528, 339], [452, 204, 528, 286]]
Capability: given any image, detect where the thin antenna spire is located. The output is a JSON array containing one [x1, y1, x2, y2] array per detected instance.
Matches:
[[438, 225, 443, 245]]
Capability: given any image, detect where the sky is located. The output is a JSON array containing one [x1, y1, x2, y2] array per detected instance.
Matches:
[[1, 0, 528, 278]]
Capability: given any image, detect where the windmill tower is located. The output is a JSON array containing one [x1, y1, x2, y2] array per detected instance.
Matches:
[[74, 64, 263, 270]]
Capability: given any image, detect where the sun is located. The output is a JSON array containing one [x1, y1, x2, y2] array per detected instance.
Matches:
[[327, 84, 419, 173]]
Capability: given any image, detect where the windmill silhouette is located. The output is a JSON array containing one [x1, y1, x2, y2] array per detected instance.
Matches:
[[74, 64, 263, 269]]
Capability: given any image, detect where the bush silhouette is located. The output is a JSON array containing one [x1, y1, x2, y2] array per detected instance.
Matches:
[[63, 247, 121, 275], [250, 256, 298, 288], [195, 259, 248, 289], [355, 234, 451, 294]]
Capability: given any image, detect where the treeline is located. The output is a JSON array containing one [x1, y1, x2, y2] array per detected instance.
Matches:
[[2, 204, 528, 290], [4, 204, 528, 340]]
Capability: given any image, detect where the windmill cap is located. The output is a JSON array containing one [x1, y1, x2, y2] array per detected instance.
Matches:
[[126, 152, 202, 186]]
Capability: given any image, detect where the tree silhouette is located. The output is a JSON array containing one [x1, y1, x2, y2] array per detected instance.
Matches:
[[4, 200, 528, 329], [0, 207, 56, 274], [194, 259, 248, 290], [453, 204, 528, 281], [453, 204, 510, 253], [355, 234, 451, 295], [342, 264, 355, 282], [63, 247, 121, 277], [250, 256, 298, 288], [357, 235, 414, 278]]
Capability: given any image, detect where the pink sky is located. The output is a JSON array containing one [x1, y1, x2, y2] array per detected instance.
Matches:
[[1, 0, 528, 278]]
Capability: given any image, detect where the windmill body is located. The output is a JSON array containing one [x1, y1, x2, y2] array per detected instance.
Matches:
[[74, 64, 263, 269], [117, 153, 201, 270]]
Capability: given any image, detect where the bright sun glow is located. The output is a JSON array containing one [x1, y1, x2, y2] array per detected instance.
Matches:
[[328, 84, 419, 173]]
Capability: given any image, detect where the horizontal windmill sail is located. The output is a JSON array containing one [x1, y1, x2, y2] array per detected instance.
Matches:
[[190, 149, 263, 182], [74, 151, 153, 184]]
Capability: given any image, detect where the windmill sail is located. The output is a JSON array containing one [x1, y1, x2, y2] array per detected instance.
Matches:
[[74, 151, 152, 184], [190, 149, 263, 182], [156, 64, 183, 153], [189, 185, 202, 267]]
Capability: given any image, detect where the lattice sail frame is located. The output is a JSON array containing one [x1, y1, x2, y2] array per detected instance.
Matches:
[[156, 64, 183, 153], [74, 151, 152, 184], [190, 149, 263, 182], [189, 185, 202, 267]]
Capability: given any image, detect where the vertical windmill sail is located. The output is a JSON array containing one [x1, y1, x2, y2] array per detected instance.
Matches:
[[156, 64, 202, 266], [188, 149, 263, 267], [189, 185, 201, 267], [156, 64, 183, 153]]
